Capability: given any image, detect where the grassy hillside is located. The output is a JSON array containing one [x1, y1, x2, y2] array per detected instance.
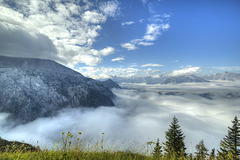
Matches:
[[0, 127, 237, 160], [0, 137, 39, 153], [0, 150, 151, 160]]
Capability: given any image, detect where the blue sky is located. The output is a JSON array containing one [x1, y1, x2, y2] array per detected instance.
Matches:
[[0, 0, 240, 79]]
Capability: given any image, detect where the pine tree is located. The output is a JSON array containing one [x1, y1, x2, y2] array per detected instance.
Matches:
[[163, 116, 186, 158], [218, 116, 240, 160], [188, 153, 194, 160], [209, 148, 215, 160], [195, 140, 208, 160], [153, 138, 162, 159]]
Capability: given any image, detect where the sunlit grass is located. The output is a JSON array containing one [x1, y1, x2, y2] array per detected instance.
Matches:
[[0, 131, 232, 160], [0, 132, 153, 160]]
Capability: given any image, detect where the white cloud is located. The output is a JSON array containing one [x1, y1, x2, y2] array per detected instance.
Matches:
[[0, 0, 120, 67], [161, 23, 170, 30], [82, 10, 107, 24], [141, 63, 164, 67], [169, 66, 201, 77], [78, 66, 140, 79], [143, 35, 156, 41], [100, 0, 120, 17], [121, 14, 170, 51], [112, 57, 125, 62], [100, 47, 115, 56], [0, 6, 24, 26], [138, 42, 154, 46], [148, 14, 171, 23], [146, 23, 160, 35], [77, 66, 164, 80], [122, 21, 134, 26], [121, 43, 138, 50], [143, 23, 170, 41]]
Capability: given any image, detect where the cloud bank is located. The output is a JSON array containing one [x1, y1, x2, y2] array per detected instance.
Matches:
[[0, 0, 119, 67], [77, 66, 163, 80], [0, 81, 239, 153], [169, 66, 201, 76]]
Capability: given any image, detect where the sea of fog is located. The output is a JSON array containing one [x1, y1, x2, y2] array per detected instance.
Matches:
[[0, 80, 240, 153]]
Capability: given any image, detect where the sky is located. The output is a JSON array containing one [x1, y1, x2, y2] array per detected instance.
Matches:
[[0, 0, 240, 79]]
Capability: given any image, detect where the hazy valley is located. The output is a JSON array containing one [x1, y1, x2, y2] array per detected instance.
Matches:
[[0, 56, 240, 156]]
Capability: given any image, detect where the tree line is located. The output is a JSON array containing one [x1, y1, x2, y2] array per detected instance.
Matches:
[[152, 116, 240, 160]]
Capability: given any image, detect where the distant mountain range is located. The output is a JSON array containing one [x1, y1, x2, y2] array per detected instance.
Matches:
[[157, 75, 209, 84], [0, 56, 115, 124], [113, 74, 209, 84], [112, 72, 240, 84], [203, 72, 240, 81]]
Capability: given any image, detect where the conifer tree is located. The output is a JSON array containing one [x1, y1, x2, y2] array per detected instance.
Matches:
[[209, 148, 215, 160], [153, 138, 162, 159], [195, 140, 208, 159], [163, 116, 186, 158], [218, 116, 240, 160], [188, 153, 193, 160]]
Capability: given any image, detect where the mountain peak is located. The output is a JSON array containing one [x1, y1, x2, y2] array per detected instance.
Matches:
[[0, 56, 83, 77], [102, 79, 121, 89], [0, 56, 115, 124]]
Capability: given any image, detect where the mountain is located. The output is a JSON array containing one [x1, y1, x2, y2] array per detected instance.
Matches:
[[148, 75, 209, 84], [143, 75, 208, 84], [203, 72, 240, 81], [112, 74, 209, 84], [0, 56, 115, 124], [102, 79, 121, 89]]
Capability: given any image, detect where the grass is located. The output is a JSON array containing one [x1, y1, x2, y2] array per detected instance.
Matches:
[[0, 150, 150, 160], [0, 132, 153, 160], [0, 132, 227, 160]]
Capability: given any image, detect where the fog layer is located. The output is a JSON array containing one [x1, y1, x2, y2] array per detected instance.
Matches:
[[0, 81, 239, 153]]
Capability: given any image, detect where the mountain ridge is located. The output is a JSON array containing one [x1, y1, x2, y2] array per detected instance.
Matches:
[[0, 56, 115, 124], [203, 72, 240, 81]]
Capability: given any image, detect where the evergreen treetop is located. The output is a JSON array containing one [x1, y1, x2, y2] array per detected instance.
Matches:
[[152, 138, 163, 159], [163, 116, 186, 158], [195, 139, 209, 160], [219, 116, 240, 160]]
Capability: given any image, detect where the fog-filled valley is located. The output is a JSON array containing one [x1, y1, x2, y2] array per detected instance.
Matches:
[[1, 0, 240, 158], [1, 80, 239, 153]]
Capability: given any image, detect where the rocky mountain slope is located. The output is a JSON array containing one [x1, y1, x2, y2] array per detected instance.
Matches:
[[0, 56, 115, 124], [102, 79, 121, 89]]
